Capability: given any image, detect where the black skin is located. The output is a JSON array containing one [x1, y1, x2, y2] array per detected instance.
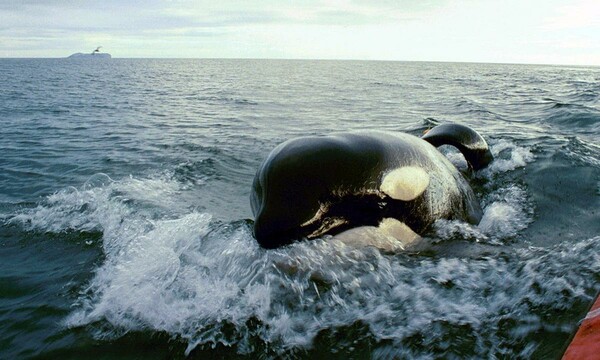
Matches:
[[251, 124, 493, 249], [421, 123, 493, 171]]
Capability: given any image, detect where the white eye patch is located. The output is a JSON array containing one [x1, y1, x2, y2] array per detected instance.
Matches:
[[380, 166, 430, 201]]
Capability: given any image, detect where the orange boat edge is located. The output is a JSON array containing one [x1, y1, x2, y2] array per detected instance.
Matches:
[[562, 294, 600, 360]]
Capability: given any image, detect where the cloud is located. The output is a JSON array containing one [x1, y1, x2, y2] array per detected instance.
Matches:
[[0, 0, 438, 57], [543, 0, 600, 30], [0, 0, 598, 64]]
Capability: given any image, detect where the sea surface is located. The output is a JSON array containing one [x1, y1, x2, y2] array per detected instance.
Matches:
[[1, 58, 599, 359]]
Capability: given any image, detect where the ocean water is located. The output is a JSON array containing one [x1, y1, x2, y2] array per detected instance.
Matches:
[[0, 58, 599, 359]]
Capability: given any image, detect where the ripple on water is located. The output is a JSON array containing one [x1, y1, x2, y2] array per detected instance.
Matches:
[[2, 60, 600, 358]]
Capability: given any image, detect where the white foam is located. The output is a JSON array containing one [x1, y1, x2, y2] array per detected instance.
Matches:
[[438, 145, 469, 171], [437, 140, 533, 176], [433, 139, 535, 244], [478, 185, 533, 240], [434, 185, 532, 244], [7, 172, 596, 358], [9, 173, 183, 234], [433, 219, 488, 243], [64, 222, 596, 357], [481, 140, 534, 176]]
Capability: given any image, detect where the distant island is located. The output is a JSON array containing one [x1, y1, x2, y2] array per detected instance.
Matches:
[[67, 46, 111, 59]]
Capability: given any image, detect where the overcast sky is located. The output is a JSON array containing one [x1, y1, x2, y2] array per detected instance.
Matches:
[[1, 0, 599, 65]]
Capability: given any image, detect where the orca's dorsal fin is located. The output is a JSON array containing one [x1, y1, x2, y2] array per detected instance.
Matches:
[[422, 123, 493, 170]]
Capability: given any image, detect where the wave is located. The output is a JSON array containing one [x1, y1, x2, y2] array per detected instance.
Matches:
[[184, 94, 258, 106], [434, 185, 533, 245], [564, 137, 600, 167], [481, 139, 535, 175], [547, 106, 600, 129], [12, 203, 596, 358], [5, 138, 577, 357]]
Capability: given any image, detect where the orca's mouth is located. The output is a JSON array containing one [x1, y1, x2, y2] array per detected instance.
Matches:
[[253, 218, 302, 249]]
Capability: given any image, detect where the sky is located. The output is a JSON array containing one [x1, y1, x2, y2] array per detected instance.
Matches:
[[1, 0, 599, 65]]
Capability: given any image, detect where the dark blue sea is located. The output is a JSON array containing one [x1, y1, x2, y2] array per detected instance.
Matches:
[[1, 59, 599, 359]]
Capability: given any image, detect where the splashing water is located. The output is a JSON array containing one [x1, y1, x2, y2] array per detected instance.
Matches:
[[8, 138, 597, 358]]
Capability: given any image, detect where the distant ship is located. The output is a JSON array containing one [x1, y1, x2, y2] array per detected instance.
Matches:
[[68, 46, 111, 59]]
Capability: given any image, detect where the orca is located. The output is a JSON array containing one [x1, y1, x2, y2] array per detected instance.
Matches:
[[251, 123, 493, 249]]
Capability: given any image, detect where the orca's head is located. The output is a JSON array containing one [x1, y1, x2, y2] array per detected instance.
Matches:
[[250, 140, 326, 249]]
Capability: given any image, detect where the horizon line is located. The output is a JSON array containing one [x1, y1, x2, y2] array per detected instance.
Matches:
[[0, 56, 598, 68]]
